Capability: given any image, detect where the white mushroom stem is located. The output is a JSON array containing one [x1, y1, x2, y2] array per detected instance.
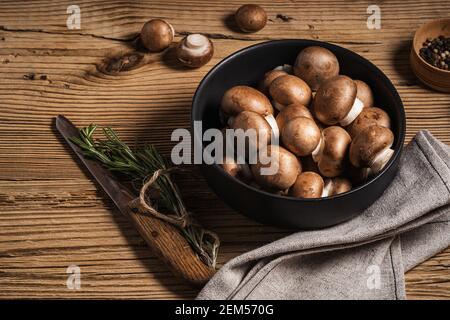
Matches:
[[321, 179, 333, 197], [182, 34, 210, 57], [370, 147, 394, 174], [264, 114, 280, 144], [339, 97, 364, 127], [273, 64, 293, 74], [311, 135, 324, 163]]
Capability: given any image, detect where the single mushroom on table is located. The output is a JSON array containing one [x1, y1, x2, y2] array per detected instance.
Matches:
[[275, 103, 313, 131], [234, 4, 267, 33], [140, 19, 175, 52], [293, 46, 340, 91], [314, 75, 366, 127], [251, 145, 301, 191], [322, 177, 352, 197], [354, 80, 374, 108], [290, 171, 325, 198], [349, 125, 395, 174], [281, 116, 322, 157], [269, 75, 312, 111], [176, 34, 214, 68], [315, 126, 352, 178], [346, 107, 391, 138]]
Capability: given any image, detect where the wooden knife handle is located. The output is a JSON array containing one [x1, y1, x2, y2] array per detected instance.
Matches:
[[125, 202, 215, 287]]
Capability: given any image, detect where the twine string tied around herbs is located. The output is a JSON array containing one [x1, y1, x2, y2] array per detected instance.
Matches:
[[130, 167, 220, 267]]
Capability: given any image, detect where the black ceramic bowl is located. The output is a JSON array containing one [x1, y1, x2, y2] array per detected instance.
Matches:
[[191, 40, 405, 229]]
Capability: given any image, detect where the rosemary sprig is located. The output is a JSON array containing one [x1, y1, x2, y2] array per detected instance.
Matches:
[[70, 124, 219, 268]]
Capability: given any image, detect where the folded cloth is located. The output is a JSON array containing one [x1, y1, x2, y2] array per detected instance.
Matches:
[[197, 131, 450, 300]]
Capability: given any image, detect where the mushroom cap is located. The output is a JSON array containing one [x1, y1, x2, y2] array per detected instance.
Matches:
[[314, 75, 357, 125], [329, 177, 352, 195], [229, 110, 272, 151], [346, 107, 391, 138], [354, 80, 374, 108], [318, 126, 352, 177], [290, 171, 324, 198], [251, 145, 301, 190], [275, 103, 313, 131], [221, 159, 252, 183], [293, 46, 340, 91], [259, 69, 288, 96], [349, 125, 394, 168], [140, 19, 174, 52], [221, 85, 273, 117], [269, 75, 312, 108], [235, 4, 267, 33], [281, 116, 321, 157], [176, 34, 214, 68]]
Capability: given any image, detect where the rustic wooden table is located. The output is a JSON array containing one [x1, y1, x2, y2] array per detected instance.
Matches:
[[0, 0, 449, 299]]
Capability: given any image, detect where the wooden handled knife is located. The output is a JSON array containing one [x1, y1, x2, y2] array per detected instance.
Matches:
[[55, 115, 215, 286]]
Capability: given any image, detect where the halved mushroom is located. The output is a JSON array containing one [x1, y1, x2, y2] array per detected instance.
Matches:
[[281, 116, 321, 157], [275, 103, 313, 131], [322, 177, 352, 197], [251, 145, 301, 191], [316, 126, 351, 178], [293, 46, 340, 91], [221, 85, 273, 117], [349, 125, 394, 174], [314, 75, 365, 126], [290, 171, 324, 198], [346, 107, 391, 138], [259, 69, 288, 96], [354, 80, 374, 108], [269, 75, 312, 111]]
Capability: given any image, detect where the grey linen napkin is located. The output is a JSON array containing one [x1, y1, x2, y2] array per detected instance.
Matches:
[[197, 131, 450, 300]]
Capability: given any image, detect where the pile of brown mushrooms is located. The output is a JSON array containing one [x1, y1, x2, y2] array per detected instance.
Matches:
[[219, 46, 395, 199]]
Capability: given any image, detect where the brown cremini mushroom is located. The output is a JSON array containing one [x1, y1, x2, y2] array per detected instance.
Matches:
[[281, 116, 321, 157], [354, 80, 374, 108], [140, 19, 174, 52], [322, 177, 352, 196], [346, 107, 391, 138], [235, 4, 267, 33], [293, 46, 340, 91], [349, 125, 394, 174], [176, 34, 214, 68], [269, 75, 312, 111], [259, 69, 288, 96], [221, 157, 252, 183], [228, 110, 272, 152], [316, 126, 352, 178], [275, 103, 313, 131], [251, 145, 301, 190], [290, 171, 324, 198], [221, 85, 273, 117], [314, 75, 364, 126]]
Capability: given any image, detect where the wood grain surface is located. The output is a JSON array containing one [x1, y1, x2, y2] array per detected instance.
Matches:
[[0, 0, 449, 299]]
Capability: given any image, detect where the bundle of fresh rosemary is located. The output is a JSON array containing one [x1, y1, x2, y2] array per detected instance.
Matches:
[[70, 124, 219, 268]]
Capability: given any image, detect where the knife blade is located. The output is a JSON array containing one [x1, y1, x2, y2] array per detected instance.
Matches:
[[55, 115, 214, 286]]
